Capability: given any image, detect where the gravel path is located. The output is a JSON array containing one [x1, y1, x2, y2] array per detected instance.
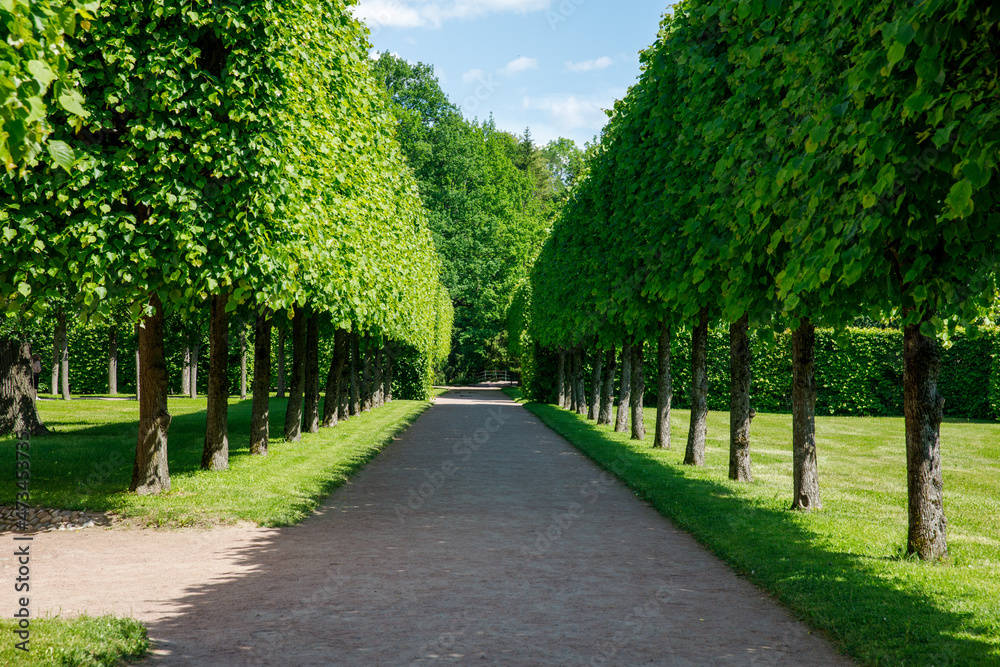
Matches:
[[1, 389, 852, 665]]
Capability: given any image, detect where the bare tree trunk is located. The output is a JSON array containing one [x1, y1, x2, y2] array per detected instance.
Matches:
[[276, 326, 286, 399], [362, 335, 373, 412], [654, 321, 672, 449], [729, 315, 753, 481], [373, 341, 384, 408], [792, 319, 821, 510], [108, 326, 118, 395], [303, 314, 320, 434], [58, 311, 69, 400], [615, 339, 632, 433], [384, 342, 394, 403], [588, 348, 602, 420], [240, 326, 247, 401], [598, 348, 616, 425], [556, 348, 566, 407], [135, 323, 141, 402], [574, 346, 587, 416], [630, 340, 645, 441], [684, 308, 709, 466], [350, 330, 360, 416], [201, 294, 230, 471], [0, 338, 48, 436], [339, 356, 350, 421], [323, 329, 349, 428], [250, 310, 272, 456], [181, 346, 190, 397], [190, 342, 200, 399], [50, 324, 59, 397], [283, 307, 307, 442], [130, 294, 171, 494], [904, 321, 948, 560]]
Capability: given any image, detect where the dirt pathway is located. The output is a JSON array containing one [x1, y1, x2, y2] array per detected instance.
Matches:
[[2, 389, 852, 665]]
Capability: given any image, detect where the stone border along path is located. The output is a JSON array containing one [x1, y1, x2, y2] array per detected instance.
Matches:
[[0, 388, 853, 665]]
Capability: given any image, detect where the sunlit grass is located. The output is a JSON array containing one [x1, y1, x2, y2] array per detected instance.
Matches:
[[0, 615, 148, 667], [507, 388, 1000, 666]]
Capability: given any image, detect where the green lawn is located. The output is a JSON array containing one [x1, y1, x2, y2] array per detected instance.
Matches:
[[506, 388, 1000, 666], [0, 394, 436, 666]]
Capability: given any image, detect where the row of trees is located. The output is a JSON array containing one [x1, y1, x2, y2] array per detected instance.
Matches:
[[0, 0, 453, 494], [516, 0, 998, 560]]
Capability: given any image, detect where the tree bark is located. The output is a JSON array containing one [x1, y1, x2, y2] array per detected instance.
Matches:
[[58, 311, 69, 400], [654, 321, 672, 449], [384, 341, 394, 403], [556, 348, 566, 407], [362, 335, 373, 412], [729, 315, 753, 481], [250, 310, 272, 456], [134, 323, 141, 401], [903, 321, 948, 560], [684, 308, 709, 466], [276, 326, 286, 399], [50, 324, 59, 397], [130, 294, 171, 494], [189, 342, 199, 399], [0, 338, 48, 436], [574, 346, 587, 416], [339, 356, 350, 421], [350, 330, 360, 416], [792, 319, 821, 510], [181, 346, 190, 397], [239, 326, 247, 401], [598, 348, 616, 425], [373, 341, 384, 408], [615, 339, 632, 433], [201, 293, 230, 471], [630, 340, 645, 441], [303, 314, 320, 434], [588, 347, 603, 421], [108, 326, 118, 395], [283, 307, 307, 442], [322, 329, 349, 428]]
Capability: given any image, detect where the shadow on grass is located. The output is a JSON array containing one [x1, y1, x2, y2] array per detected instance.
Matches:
[[521, 400, 995, 666]]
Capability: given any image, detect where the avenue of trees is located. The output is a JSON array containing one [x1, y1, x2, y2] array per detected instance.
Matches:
[[514, 0, 998, 561], [0, 0, 452, 494]]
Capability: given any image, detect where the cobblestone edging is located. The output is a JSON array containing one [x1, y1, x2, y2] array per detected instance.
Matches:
[[0, 506, 117, 532]]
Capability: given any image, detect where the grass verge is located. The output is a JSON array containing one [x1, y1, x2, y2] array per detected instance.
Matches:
[[504, 388, 1000, 666], [0, 615, 148, 666]]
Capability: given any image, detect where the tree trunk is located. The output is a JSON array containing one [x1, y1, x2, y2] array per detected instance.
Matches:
[[615, 339, 632, 433], [729, 314, 752, 481], [654, 321, 672, 449], [240, 327, 247, 401], [189, 342, 199, 399], [250, 310, 272, 456], [108, 326, 118, 395], [283, 307, 307, 442], [556, 348, 566, 407], [588, 348, 603, 420], [362, 335, 373, 412], [50, 324, 59, 397], [684, 308, 709, 466], [323, 329, 349, 428], [350, 330, 360, 416], [574, 346, 587, 416], [58, 311, 69, 400], [384, 341, 394, 403], [630, 340, 645, 441], [303, 314, 320, 434], [373, 341, 384, 408], [598, 348, 616, 425], [0, 338, 48, 436], [181, 346, 190, 397], [201, 293, 230, 471], [130, 294, 171, 494], [792, 319, 821, 510], [276, 326, 286, 399], [135, 323, 141, 402], [904, 321, 948, 560], [339, 356, 350, 421]]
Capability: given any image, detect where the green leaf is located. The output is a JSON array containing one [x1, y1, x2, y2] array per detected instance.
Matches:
[[903, 92, 933, 117], [47, 140, 76, 173], [887, 41, 906, 65], [57, 91, 89, 118], [27, 60, 56, 89], [17, 282, 31, 298], [945, 179, 974, 217]]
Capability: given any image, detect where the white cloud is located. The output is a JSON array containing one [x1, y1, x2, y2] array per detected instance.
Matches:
[[522, 95, 610, 130], [354, 0, 551, 30], [566, 56, 613, 73], [463, 68, 486, 84], [502, 56, 539, 76]]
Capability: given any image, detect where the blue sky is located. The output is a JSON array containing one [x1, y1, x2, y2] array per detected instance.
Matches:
[[353, 0, 671, 148]]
